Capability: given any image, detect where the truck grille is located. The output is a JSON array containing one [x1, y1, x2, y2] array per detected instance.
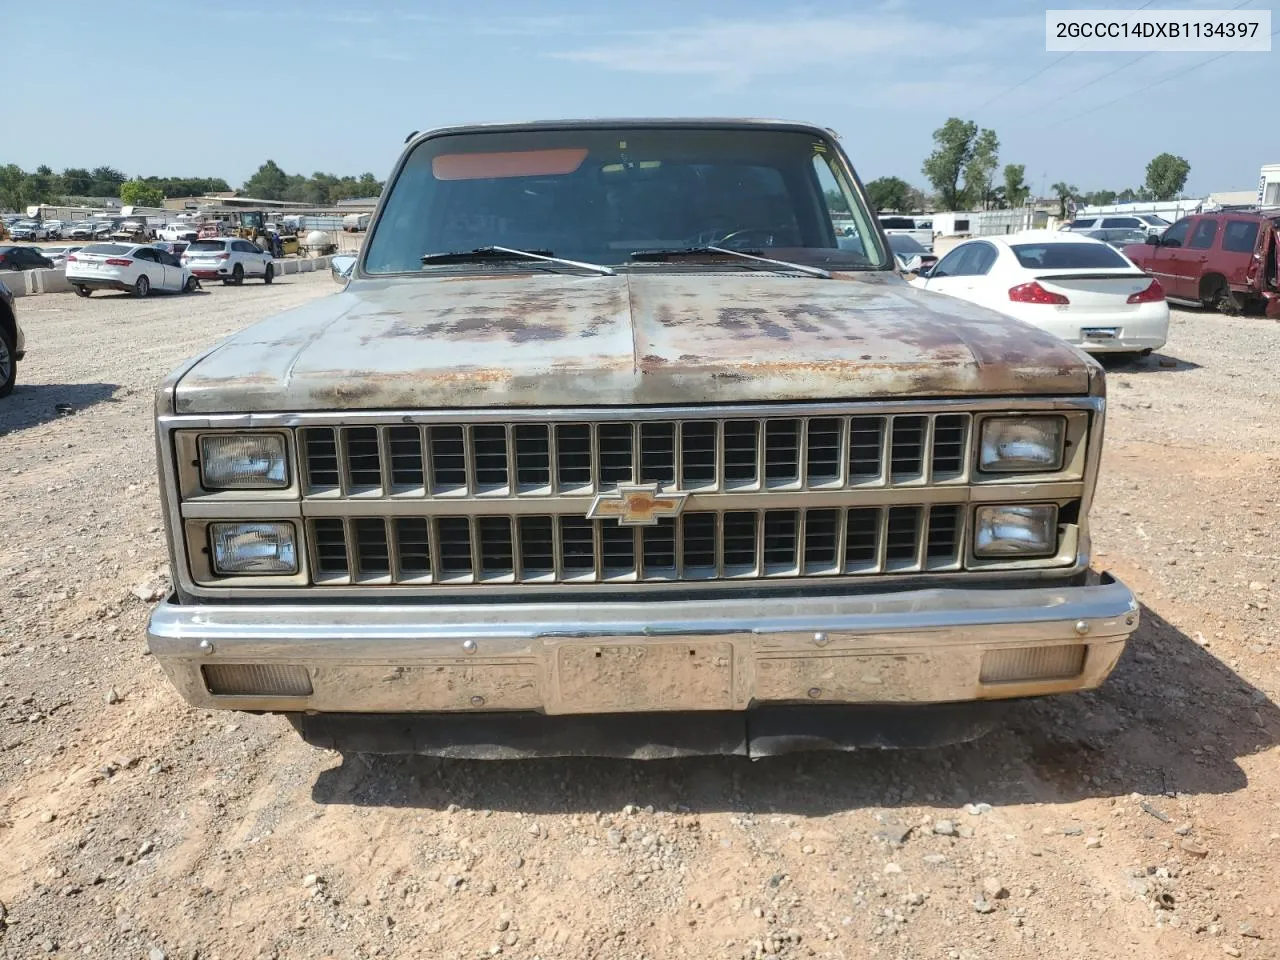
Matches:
[[308, 504, 964, 585], [299, 413, 971, 497]]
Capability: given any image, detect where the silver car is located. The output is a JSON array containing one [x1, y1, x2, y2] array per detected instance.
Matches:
[[0, 277, 23, 397], [40, 244, 85, 267]]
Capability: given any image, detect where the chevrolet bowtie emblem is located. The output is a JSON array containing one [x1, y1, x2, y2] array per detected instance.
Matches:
[[586, 482, 689, 526]]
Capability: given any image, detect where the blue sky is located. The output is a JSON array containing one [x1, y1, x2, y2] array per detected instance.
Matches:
[[7, 0, 1276, 196]]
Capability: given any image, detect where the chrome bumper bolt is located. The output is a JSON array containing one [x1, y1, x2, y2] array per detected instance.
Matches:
[[462, 639, 477, 653], [198, 639, 214, 655], [813, 631, 829, 647], [1074, 620, 1090, 636]]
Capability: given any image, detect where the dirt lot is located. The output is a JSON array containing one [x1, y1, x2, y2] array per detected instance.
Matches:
[[1, 277, 1278, 960]]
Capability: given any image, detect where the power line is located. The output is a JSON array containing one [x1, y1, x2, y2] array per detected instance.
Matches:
[[969, 0, 1157, 112], [1040, 0, 1253, 108], [1058, 26, 1278, 124]]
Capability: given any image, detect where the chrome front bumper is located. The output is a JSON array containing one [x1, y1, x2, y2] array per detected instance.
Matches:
[[148, 575, 1138, 715]]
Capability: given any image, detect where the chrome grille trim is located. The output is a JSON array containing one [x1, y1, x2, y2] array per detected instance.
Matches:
[[298, 413, 973, 499], [305, 503, 966, 586]]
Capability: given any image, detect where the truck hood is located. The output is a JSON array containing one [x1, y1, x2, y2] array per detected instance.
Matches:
[[172, 270, 1092, 413]]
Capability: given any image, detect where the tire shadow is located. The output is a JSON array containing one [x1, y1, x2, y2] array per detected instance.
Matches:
[[0, 381, 120, 434], [311, 604, 1278, 815]]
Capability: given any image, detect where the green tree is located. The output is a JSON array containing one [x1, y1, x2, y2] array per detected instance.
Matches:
[[864, 176, 913, 213], [823, 188, 850, 214], [61, 167, 93, 196], [1085, 188, 1118, 206], [89, 165, 126, 197], [0, 164, 28, 211], [1144, 153, 1190, 201], [242, 160, 291, 200], [921, 118, 980, 211], [1002, 164, 1030, 208], [23, 166, 55, 205], [962, 128, 1000, 209], [120, 179, 164, 207], [1050, 181, 1079, 219]]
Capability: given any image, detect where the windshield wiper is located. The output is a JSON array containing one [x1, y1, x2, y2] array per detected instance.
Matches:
[[421, 245, 614, 276], [630, 246, 830, 279]]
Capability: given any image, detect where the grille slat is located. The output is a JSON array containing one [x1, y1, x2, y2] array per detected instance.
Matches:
[[343, 427, 382, 491], [386, 426, 425, 489], [848, 416, 885, 481], [470, 425, 509, 491], [889, 416, 926, 482], [930, 414, 968, 479], [301, 428, 340, 492]]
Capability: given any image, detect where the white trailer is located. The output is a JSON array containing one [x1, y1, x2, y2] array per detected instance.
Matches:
[[1259, 164, 1280, 207], [928, 212, 975, 239]]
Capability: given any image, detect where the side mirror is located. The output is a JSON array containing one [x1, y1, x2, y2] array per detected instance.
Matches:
[[1145, 235, 1160, 246], [917, 264, 934, 278], [331, 254, 356, 283]]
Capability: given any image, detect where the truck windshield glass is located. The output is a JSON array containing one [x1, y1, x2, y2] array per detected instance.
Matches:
[[363, 127, 887, 274]]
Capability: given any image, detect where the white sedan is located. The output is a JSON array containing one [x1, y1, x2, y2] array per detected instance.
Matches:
[[910, 231, 1169, 358], [65, 242, 199, 298]]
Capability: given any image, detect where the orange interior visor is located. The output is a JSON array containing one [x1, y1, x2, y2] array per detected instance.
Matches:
[[432, 148, 588, 181]]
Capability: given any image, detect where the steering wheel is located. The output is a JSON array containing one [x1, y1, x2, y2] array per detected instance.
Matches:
[[710, 227, 781, 250]]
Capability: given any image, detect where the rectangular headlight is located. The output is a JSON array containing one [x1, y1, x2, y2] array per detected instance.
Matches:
[[199, 434, 288, 489], [974, 505, 1058, 558], [979, 417, 1064, 473], [210, 522, 298, 575]]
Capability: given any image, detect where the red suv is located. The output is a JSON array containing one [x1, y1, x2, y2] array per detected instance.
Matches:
[[1124, 211, 1280, 317]]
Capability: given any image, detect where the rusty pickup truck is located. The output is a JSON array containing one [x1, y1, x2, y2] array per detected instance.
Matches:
[[148, 119, 1138, 758]]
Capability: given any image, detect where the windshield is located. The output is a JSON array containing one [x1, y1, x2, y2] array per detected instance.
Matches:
[[364, 126, 886, 274], [1010, 242, 1129, 269]]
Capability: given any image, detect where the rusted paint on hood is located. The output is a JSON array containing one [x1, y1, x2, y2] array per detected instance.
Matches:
[[172, 271, 1090, 413]]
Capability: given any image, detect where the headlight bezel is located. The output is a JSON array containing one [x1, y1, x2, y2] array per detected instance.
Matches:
[[972, 503, 1060, 559], [209, 521, 300, 575], [198, 433, 290, 490], [185, 519, 309, 586], [174, 429, 298, 500], [977, 415, 1066, 474]]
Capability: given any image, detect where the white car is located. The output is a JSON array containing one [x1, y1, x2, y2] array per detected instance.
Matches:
[[181, 237, 275, 285], [43, 220, 66, 239], [65, 242, 198, 298], [158, 223, 199, 243], [40, 245, 84, 267], [910, 231, 1169, 358], [1062, 214, 1169, 237]]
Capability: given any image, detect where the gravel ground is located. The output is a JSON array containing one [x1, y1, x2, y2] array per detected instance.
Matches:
[[1, 284, 1278, 960]]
